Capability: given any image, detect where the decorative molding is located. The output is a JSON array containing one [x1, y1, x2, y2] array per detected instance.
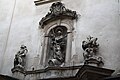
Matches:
[[11, 65, 82, 79], [11, 65, 114, 80], [39, 2, 78, 29], [34, 0, 61, 6]]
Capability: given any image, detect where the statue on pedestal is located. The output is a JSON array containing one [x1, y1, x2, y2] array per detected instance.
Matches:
[[14, 45, 28, 68], [82, 36, 103, 66]]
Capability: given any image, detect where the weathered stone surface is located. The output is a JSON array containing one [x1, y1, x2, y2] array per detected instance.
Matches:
[[0, 0, 120, 79], [11, 65, 114, 80], [76, 65, 114, 80], [11, 66, 81, 79]]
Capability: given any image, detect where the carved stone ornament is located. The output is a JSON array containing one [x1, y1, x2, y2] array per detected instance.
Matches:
[[39, 2, 78, 28], [82, 36, 103, 67], [13, 45, 28, 69], [46, 26, 67, 67]]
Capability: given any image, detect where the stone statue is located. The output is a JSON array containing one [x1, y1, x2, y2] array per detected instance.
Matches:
[[82, 36, 103, 66], [14, 45, 28, 68], [82, 36, 99, 59], [48, 27, 67, 66], [50, 2, 66, 15]]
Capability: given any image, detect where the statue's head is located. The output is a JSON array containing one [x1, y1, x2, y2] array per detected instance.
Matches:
[[20, 45, 26, 49], [82, 41, 86, 44], [21, 45, 24, 49], [87, 35, 93, 41], [56, 30, 62, 37], [55, 27, 63, 36]]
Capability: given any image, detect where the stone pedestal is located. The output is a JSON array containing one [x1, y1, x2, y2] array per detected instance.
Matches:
[[76, 65, 114, 80], [11, 66, 25, 79], [84, 57, 104, 67], [11, 66, 25, 73]]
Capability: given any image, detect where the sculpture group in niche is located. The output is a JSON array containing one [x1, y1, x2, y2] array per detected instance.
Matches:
[[82, 36, 103, 66], [38, 2, 78, 67], [14, 45, 28, 68], [47, 26, 67, 66]]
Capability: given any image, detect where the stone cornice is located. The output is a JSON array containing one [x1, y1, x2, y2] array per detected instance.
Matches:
[[11, 65, 82, 75]]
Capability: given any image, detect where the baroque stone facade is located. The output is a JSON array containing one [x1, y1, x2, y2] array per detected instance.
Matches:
[[0, 0, 120, 80]]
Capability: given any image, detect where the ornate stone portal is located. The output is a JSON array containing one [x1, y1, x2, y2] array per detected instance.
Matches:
[[39, 2, 78, 67], [82, 35, 103, 67]]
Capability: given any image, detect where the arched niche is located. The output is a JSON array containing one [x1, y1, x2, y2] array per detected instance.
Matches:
[[39, 2, 78, 67], [46, 26, 67, 66]]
